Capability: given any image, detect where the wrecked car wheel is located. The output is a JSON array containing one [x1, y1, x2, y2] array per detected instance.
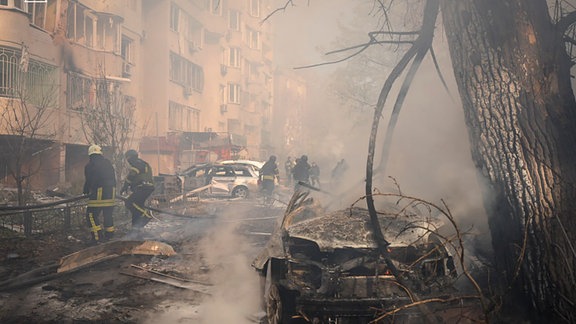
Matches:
[[266, 284, 297, 324], [232, 186, 249, 198]]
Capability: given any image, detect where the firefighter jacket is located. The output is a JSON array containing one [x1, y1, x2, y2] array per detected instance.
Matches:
[[83, 154, 116, 207], [122, 157, 154, 193], [260, 160, 279, 181], [292, 160, 310, 182]]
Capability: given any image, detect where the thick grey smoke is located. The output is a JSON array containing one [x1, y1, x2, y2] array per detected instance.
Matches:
[[273, 1, 490, 240]]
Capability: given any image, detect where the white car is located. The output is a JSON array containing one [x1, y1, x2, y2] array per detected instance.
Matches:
[[179, 163, 260, 198], [219, 159, 264, 172]]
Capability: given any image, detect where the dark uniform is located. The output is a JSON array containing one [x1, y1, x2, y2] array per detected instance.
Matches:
[[292, 155, 311, 191], [83, 145, 116, 243], [260, 155, 279, 197], [121, 150, 155, 229]]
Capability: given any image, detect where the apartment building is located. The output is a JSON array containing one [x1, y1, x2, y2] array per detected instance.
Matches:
[[0, 0, 276, 190]]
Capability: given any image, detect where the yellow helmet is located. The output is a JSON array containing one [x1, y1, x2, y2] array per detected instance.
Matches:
[[88, 144, 102, 156]]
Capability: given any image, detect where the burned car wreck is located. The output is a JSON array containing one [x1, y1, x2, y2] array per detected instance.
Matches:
[[253, 192, 461, 323]]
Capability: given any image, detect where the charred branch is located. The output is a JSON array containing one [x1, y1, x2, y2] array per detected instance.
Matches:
[[365, 0, 439, 264]]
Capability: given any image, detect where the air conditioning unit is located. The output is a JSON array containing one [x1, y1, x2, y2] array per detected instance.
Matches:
[[183, 86, 192, 97], [220, 64, 228, 76], [220, 104, 227, 113], [122, 62, 131, 77]]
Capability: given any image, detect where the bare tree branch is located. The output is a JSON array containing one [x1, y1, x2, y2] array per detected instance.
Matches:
[[261, 0, 295, 24]]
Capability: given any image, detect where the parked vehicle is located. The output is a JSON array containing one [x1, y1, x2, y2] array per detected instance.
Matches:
[[252, 192, 461, 324], [219, 159, 264, 171], [178, 163, 260, 198]]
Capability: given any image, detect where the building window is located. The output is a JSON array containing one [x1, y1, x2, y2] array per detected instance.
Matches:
[[67, 73, 121, 111], [66, 73, 94, 110], [186, 13, 204, 50], [96, 15, 118, 50], [28, 2, 46, 28], [170, 52, 204, 92], [248, 29, 260, 49], [85, 15, 94, 47], [247, 60, 259, 80], [0, 46, 56, 103], [0, 47, 20, 97], [121, 36, 133, 63], [25, 59, 57, 105], [169, 101, 200, 132], [121, 36, 133, 77], [66, 2, 120, 51], [229, 47, 240, 68], [0, 0, 26, 10], [229, 10, 240, 31], [170, 3, 180, 32], [228, 83, 241, 104], [209, 0, 222, 16], [249, 0, 259, 17], [219, 84, 226, 104]]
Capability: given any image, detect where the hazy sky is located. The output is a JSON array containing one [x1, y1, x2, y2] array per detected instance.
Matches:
[[272, 0, 356, 69]]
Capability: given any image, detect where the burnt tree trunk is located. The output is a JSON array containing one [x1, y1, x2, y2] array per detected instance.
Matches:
[[441, 0, 576, 320]]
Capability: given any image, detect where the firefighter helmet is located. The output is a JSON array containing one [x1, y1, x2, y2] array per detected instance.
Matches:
[[125, 149, 138, 159], [88, 144, 102, 156]]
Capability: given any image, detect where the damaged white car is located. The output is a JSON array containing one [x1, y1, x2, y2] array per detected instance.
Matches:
[[252, 192, 463, 324]]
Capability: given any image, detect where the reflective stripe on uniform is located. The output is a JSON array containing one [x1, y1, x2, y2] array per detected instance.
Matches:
[[132, 202, 152, 218], [88, 211, 102, 240], [262, 175, 275, 180], [87, 198, 116, 207]]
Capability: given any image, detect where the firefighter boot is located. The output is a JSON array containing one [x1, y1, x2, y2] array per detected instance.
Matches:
[[103, 227, 115, 242], [90, 230, 103, 245]]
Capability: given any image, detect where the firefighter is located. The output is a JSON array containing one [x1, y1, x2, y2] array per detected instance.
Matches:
[[120, 149, 155, 231], [292, 154, 311, 191], [310, 161, 321, 188], [260, 155, 279, 203], [83, 144, 116, 244], [284, 156, 294, 186]]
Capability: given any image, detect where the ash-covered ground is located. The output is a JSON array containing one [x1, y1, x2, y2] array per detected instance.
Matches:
[[0, 196, 284, 324]]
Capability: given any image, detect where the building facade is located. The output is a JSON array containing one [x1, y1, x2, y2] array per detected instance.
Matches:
[[0, 0, 277, 190]]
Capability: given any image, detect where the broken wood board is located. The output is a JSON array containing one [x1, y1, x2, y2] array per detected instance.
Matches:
[[58, 240, 176, 273]]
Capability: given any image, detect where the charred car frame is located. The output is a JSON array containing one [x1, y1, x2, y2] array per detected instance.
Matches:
[[253, 192, 460, 323]]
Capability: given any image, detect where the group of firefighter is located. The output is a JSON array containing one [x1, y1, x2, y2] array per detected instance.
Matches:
[[84, 146, 348, 244], [83, 145, 154, 244], [258, 154, 338, 200]]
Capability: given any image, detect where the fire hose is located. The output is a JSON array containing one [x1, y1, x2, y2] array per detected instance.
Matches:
[[0, 194, 205, 219]]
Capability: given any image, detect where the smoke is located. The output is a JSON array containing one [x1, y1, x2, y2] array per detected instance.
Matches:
[[272, 1, 491, 253], [142, 210, 262, 323], [194, 221, 261, 324]]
